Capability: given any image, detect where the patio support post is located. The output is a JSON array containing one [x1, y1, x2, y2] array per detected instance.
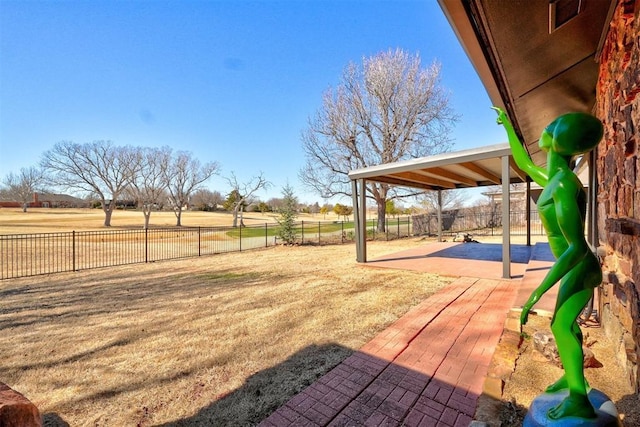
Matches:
[[352, 179, 361, 262], [526, 179, 531, 246], [437, 190, 443, 242], [359, 179, 367, 262], [501, 155, 511, 278], [352, 179, 367, 262]]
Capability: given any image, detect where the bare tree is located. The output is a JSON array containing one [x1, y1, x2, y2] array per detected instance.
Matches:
[[225, 172, 270, 227], [1, 166, 44, 212], [41, 141, 138, 226], [191, 188, 224, 211], [267, 197, 284, 212], [164, 151, 219, 226], [419, 189, 466, 213], [300, 49, 457, 231], [129, 147, 171, 229]]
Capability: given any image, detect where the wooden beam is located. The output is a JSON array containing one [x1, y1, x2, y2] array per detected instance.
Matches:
[[424, 166, 478, 187], [369, 176, 435, 191], [459, 161, 501, 185], [390, 171, 456, 189]]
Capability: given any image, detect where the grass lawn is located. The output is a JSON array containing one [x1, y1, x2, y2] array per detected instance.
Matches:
[[0, 238, 451, 426], [0, 208, 340, 234]]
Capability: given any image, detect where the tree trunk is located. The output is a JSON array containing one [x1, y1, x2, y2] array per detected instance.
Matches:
[[376, 200, 386, 232], [232, 205, 239, 228], [175, 208, 183, 227], [143, 207, 151, 230], [22, 203, 28, 213], [104, 207, 113, 227]]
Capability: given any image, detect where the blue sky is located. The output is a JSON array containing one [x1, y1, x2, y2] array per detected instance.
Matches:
[[0, 0, 506, 205]]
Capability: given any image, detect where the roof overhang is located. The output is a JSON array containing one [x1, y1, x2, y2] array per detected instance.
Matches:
[[438, 0, 615, 167]]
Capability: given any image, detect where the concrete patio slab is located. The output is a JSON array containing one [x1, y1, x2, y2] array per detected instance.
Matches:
[[365, 242, 533, 280]]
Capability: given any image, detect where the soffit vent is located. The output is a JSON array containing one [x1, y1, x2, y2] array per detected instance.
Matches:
[[549, 0, 585, 33]]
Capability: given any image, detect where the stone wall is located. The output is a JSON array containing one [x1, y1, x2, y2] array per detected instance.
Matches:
[[595, 0, 640, 393]]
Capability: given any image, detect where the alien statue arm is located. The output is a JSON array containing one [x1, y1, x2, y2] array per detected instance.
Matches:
[[492, 106, 549, 187]]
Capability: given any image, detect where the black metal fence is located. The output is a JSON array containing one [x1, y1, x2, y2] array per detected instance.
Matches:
[[412, 210, 544, 238], [0, 220, 370, 280], [0, 212, 542, 280]]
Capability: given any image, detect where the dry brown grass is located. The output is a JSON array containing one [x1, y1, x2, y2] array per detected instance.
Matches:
[[0, 208, 340, 234], [0, 238, 452, 426]]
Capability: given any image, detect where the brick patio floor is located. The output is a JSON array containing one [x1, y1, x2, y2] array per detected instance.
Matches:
[[259, 275, 518, 427]]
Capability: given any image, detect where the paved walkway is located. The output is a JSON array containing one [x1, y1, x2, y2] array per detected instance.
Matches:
[[260, 275, 517, 427]]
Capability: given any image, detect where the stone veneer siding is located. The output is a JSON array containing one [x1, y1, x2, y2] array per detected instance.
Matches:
[[595, 0, 640, 393]]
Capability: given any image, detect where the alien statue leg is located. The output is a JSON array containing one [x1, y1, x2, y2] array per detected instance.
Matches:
[[546, 262, 598, 419], [545, 276, 589, 394]]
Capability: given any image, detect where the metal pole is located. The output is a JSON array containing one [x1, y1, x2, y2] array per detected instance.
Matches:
[[386, 218, 389, 241], [526, 179, 531, 246], [359, 179, 367, 261], [265, 223, 268, 247], [502, 155, 511, 279], [72, 230, 76, 271], [352, 180, 362, 261], [437, 190, 443, 242]]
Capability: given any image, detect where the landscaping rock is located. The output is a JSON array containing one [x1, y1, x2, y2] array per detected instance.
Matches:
[[532, 330, 602, 368], [0, 382, 42, 427], [533, 330, 560, 365]]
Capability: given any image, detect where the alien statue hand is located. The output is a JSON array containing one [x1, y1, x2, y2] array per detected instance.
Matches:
[[520, 293, 539, 325], [491, 106, 509, 126]]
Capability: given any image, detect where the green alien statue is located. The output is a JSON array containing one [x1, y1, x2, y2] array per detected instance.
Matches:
[[494, 107, 604, 420]]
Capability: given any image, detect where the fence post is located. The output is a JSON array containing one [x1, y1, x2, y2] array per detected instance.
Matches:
[[341, 221, 344, 243], [145, 228, 149, 263], [198, 227, 201, 256], [72, 230, 76, 271], [318, 221, 321, 244], [407, 216, 410, 237], [301, 220, 304, 244], [239, 225, 242, 251], [265, 223, 268, 247], [386, 218, 389, 241]]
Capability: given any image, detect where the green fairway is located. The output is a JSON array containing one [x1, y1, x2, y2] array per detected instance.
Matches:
[[224, 218, 410, 239]]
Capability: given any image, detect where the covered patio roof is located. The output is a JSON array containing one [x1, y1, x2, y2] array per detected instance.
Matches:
[[348, 143, 527, 191], [349, 144, 527, 279]]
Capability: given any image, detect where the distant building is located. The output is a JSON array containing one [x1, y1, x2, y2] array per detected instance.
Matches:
[[0, 192, 89, 208], [483, 165, 589, 210]]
